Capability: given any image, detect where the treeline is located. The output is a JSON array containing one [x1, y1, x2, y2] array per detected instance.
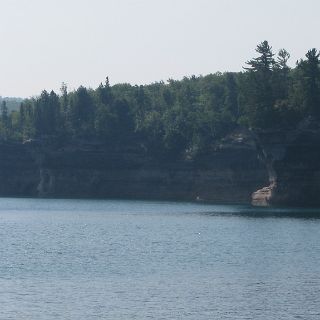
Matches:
[[1, 41, 320, 159], [0, 97, 22, 112]]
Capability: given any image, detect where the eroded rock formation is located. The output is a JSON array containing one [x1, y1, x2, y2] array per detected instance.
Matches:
[[0, 120, 319, 207], [251, 118, 320, 206]]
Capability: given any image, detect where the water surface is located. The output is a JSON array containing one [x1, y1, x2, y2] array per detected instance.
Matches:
[[0, 198, 319, 319]]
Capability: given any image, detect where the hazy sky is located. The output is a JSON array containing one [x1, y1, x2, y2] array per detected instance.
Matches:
[[1, 0, 319, 97]]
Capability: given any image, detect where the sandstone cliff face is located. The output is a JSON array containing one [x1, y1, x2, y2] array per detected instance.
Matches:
[[0, 129, 268, 203], [33, 129, 268, 203], [251, 118, 320, 207], [1, 122, 319, 206], [0, 142, 38, 196]]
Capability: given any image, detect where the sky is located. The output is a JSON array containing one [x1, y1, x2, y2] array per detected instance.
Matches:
[[0, 0, 319, 97]]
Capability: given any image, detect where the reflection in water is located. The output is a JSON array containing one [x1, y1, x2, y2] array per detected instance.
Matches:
[[187, 202, 320, 219], [0, 198, 319, 319]]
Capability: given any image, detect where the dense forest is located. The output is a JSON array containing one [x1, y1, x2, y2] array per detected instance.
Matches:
[[0, 97, 22, 112], [1, 41, 319, 159]]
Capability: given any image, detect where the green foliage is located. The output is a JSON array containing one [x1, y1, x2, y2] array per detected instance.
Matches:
[[0, 101, 11, 140], [1, 41, 319, 158], [245, 40, 275, 73], [241, 41, 277, 128], [0, 97, 22, 112]]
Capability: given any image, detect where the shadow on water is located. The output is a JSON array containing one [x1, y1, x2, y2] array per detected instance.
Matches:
[[0, 196, 320, 220], [200, 205, 320, 220]]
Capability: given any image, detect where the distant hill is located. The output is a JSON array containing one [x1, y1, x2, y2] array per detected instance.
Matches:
[[0, 96, 23, 112]]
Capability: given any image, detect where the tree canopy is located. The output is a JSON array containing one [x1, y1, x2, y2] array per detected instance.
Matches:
[[1, 41, 319, 160]]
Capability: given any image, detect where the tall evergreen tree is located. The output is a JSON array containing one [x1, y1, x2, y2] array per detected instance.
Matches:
[[242, 41, 277, 127], [224, 72, 239, 119], [69, 86, 95, 137], [303, 49, 320, 117], [0, 101, 11, 140], [245, 40, 275, 73]]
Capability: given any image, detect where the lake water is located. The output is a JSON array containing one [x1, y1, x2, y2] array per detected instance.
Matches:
[[0, 198, 319, 319]]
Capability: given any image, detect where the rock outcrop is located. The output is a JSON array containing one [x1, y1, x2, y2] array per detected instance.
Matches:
[[0, 128, 268, 203], [1, 120, 319, 207], [251, 184, 275, 207], [0, 142, 39, 196], [251, 118, 320, 206]]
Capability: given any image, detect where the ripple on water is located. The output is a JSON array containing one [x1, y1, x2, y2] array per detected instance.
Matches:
[[0, 198, 319, 319]]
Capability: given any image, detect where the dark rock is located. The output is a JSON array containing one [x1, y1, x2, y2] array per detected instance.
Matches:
[[0, 128, 268, 203], [251, 118, 320, 206], [2, 121, 319, 206]]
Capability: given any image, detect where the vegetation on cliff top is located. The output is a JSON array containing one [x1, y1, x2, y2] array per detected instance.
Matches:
[[1, 41, 319, 159]]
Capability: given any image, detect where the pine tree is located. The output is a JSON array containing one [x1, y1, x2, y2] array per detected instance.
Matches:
[[242, 41, 277, 127], [245, 40, 275, 73]]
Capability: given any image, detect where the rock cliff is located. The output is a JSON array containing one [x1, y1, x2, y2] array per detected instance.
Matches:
[[0, 121, 319, 206], [252, 118, 320, 206], [0, 128, 268, 203], [0, 142, 39, 196]]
